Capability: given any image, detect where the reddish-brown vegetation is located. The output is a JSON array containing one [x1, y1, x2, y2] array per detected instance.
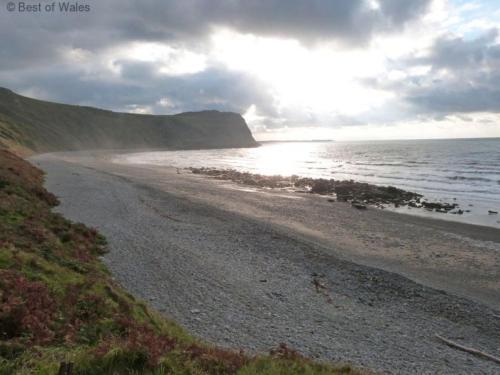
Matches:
[[0, 270, 56, 345]]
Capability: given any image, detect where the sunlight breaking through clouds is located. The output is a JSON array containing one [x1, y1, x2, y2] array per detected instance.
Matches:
[[1, 0, 500, 140]]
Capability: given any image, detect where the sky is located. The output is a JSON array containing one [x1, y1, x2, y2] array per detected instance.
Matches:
[[1, 0, 500, 141]]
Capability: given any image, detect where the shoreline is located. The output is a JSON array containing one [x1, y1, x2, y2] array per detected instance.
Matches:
[[32, 151, 500, 309], [31, 151, 500, 374], [111, 142, 500, 230], [186, 167, 500, 226], [189, 166, 500, 245]]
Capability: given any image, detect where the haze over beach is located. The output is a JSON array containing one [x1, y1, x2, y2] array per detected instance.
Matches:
[[1, 1, 500, 375]]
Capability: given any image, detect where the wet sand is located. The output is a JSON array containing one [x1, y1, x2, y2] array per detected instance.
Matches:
[[31, 151, 500, 374]]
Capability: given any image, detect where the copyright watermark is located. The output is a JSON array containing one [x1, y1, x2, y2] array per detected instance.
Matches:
[[5, 1, 91, 13]]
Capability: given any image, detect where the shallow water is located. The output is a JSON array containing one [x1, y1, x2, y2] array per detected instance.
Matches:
[[113, 138, 500, 228]]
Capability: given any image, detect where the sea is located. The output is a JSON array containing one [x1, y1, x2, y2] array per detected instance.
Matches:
[[113, 138, 500, 229]]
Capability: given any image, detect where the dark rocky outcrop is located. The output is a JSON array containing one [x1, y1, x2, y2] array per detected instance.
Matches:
[[189, 167, 462, 214]]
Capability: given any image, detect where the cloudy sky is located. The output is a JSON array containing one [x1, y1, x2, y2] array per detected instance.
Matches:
[[1, 0, 500, 140]]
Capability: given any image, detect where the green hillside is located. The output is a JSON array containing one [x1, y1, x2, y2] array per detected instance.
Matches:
[[0, 88, 257, 155]]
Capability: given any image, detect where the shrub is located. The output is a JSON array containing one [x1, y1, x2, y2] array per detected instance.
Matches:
[[0, 270, 56, 344], [184, 344, 248, 374]]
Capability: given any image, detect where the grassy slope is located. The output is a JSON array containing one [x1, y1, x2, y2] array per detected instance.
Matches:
[[0, 88, 257, 155], [0, 149, 369, 374]]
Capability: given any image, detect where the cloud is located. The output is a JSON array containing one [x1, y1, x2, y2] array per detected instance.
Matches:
[[0, 0, 432, 129], [407, 80, 500, 113], [2, 0, 499, 140], [200, 0, 431, 44], [364, 28, 500, 116], [403, 29, 500, 114], [410, 28, 500, 70], [0, 0, 432, 69], [0, 56, 275, 117]]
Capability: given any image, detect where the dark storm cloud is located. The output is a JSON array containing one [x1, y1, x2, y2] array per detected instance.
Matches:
[[194, 0, 431, 43], [0, 0, 432, 69], [376, 0, 431, 26]]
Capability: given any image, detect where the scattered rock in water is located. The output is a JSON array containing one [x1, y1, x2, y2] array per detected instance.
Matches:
[[408, 201, 422, 208], [310, 179, 332, 194], [351, 201, 367, 210], [421, 201, 457, 212], [189, 167, 463, 214]]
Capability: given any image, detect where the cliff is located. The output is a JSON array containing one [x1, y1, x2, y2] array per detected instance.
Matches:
[[0, 87, 257, 154]]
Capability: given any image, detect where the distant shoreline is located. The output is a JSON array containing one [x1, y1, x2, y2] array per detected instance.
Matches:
[[257, 139, 335, 143], [255, 137, 500, 143]]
